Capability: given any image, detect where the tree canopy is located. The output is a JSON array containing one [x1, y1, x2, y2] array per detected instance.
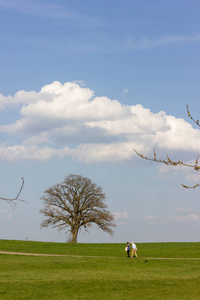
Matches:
[[40, 174, 115, 243]]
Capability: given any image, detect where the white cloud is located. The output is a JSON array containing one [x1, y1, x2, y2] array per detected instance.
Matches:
[[153, 116, 200, 151], [73, 142, 141, 164], [156, 157, 200, 185], [0, 210, 13, 220], [166, 213, 199, 223], [145, 215, 160, 221], [0, 144, 72, 161], [112, 212, 130, 220], [144, 211, 199, 225], [186, 172, 200, 184], [144, 215, 163, 225], [0, 0, 85, 20], [122, 89, 128, 95], [125, 34, 200, 50], [1, 81, 200, 163], [173, 208, 194, 213]]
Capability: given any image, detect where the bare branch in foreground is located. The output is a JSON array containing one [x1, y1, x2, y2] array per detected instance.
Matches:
[[187, 104, 200, 127], [133, 148, 200, 170], [134, 105, 200, 189], [0, 177, 25, 205], [181, 183, 200, 189], [133, 148, 200, 188]]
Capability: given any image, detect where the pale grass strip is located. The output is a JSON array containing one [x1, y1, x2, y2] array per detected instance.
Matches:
[[0, 251, 200, 259]]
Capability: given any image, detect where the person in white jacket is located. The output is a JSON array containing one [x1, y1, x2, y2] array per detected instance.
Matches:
[[131, 242, 138, 258]]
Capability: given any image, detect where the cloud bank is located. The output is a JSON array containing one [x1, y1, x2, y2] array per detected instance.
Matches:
[[1, 81, 200, 163]]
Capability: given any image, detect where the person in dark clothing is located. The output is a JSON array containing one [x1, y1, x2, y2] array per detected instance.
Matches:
[[126, 242, 130, 257]]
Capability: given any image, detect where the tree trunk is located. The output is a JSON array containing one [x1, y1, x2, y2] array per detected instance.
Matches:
[[71, 227, 79, 243]]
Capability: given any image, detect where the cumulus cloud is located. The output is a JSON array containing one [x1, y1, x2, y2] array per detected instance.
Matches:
[[1, 81, 200, 163]]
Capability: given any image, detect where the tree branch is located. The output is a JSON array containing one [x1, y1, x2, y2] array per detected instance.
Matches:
[[0, 177, 25, 205], [186, 104, 200, 127], [134, 105, 200, 189], [134, 148, 200, 189], [133, 148, 200, 170]]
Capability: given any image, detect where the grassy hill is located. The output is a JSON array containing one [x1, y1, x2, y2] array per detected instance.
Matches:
[[0, 240, 200, 299]]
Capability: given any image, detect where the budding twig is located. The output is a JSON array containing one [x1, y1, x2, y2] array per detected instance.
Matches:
[[186, 104, 200, 127], [133, 149, 200, 188]]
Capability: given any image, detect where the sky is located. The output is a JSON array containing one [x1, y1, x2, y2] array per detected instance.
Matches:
[[0, 0, 200, 244]]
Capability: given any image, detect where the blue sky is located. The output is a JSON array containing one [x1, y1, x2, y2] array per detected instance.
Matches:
[[0, 0, 200, 243]]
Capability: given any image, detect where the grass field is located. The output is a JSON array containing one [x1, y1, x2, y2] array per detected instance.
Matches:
[[0, 240, 200, 299]]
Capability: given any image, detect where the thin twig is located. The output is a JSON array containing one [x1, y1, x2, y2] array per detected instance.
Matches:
[[0, 177, 25, 205], [186, 104, 200, 127], [134, 149, 200, 188], [133, 148, 200, 170]]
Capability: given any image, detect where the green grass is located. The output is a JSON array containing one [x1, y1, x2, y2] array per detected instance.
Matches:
[[1, 240, 200, 258], [0, 240, 200, 299]]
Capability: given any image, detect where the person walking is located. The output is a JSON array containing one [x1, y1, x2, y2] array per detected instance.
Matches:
[[126, 242, 130, 258], [131, 242, 138, 258]]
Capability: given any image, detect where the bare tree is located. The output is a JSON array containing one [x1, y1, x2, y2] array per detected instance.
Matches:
[[134, 105, 200, 188], [0, 177, 25, 205], [40, 174, 115, 243]]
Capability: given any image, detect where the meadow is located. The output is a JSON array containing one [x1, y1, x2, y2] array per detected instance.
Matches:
[[0, 240, 200, 299]]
